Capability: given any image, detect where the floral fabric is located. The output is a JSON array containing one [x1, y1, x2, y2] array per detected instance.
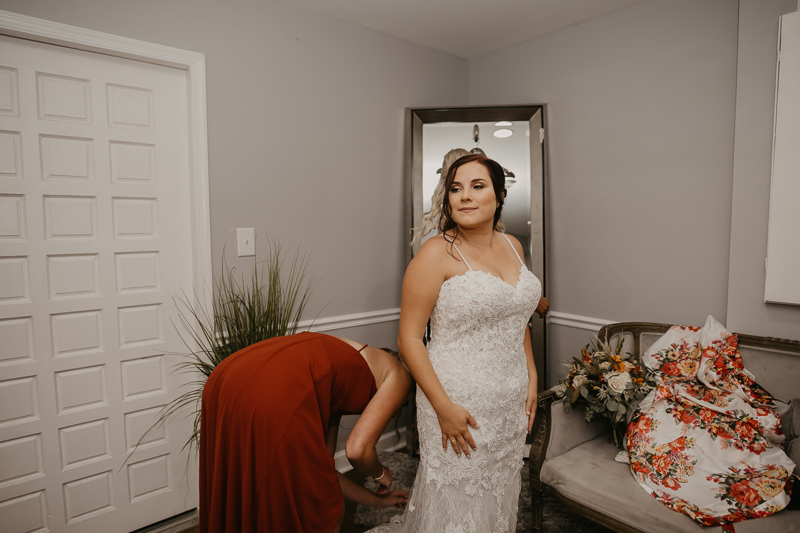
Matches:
[[627, 316, 796, 529]]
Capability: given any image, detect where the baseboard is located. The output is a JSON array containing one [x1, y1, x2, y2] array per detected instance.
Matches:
[[549, 311, 614, 332], [133, 509, 198, 533], [298, 308, 401, 333], [335, 426, 407, 473]]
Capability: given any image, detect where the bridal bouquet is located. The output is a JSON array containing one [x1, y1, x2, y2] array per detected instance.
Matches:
[[552, 337, 656, 448]]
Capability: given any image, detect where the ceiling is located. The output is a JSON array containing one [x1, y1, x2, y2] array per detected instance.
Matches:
[[282, 0, 650, 59]]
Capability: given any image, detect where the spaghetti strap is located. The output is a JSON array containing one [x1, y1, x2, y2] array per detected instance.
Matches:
[[442, 235, 472, 270], [357, 344, 368, 353], [501, 233, 525, 266]]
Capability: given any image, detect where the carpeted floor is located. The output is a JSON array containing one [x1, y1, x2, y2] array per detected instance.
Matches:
[[349, 451, 614, 533]]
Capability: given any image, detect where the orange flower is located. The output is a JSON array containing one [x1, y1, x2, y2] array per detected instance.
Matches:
[[730, 481, 760, 507], [699, 408, 717, 424], [668, 437, 686, 453], [662, 477, 681, 491], [748, 442, 768, 455], [735, 420, 757, 442], [715, 427, 733, 439], [656, 385, 671, 400], [662, 362, 680, 376], [652, 454, 671, 475]]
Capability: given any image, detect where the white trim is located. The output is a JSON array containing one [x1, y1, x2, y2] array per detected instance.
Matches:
[[0, 10, 213, 312], [0, 10, 203, 68], [335, 427, 407, 473], [548, 311, 614, 332], [299, 308, 401, 333], [135, 510, 199, 533]]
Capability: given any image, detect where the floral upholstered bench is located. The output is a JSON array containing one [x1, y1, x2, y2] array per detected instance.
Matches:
[[528, 322, 800, 533]]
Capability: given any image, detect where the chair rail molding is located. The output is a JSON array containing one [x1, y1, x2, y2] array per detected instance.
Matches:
[[299, 308, 401, 333], [298, 308, 615, 335], [548, 311, 615, 332]]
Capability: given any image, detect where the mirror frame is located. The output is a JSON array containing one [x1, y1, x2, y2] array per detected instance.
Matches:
[[403, 105, 550, 455]]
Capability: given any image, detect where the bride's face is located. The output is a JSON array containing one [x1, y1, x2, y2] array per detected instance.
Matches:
[[448, 162, 499, 230]]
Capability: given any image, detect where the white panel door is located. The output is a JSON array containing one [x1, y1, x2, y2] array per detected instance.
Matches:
[[0, 34, 198, 533]]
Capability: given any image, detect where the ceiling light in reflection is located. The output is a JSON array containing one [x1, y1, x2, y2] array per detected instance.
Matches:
[[493, 128, 513, 138], [494, 121, 512, 127]]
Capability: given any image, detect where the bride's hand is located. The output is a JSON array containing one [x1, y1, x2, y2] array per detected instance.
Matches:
[[525, 383, 538, 433], [438, 402, 479, 457]]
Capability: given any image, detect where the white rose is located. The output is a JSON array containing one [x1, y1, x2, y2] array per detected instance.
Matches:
[[606, 371, 631, 394], [572, 375, 588, 389], [552, 383, 568, 396], [599, 362, 611, 370]]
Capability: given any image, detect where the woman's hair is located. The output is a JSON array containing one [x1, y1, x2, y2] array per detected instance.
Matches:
[[378, 347, 411, 379], [411, 148, 470, 246], [438, 154, 507, 256]]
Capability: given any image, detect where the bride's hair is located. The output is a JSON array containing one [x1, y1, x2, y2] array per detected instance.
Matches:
[[438, 154, 507, 258], [411, 148, 470, 246]]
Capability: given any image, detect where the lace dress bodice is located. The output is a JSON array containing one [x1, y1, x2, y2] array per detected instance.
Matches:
[[426, 264, 539, 408], [372, 234, 541, 533]]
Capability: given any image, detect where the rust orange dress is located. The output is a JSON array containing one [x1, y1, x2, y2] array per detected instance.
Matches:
[[199, 332, 377, 533]]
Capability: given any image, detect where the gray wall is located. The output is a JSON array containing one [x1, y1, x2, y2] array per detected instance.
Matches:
[[727, 0, 800, 339], [468, 0, 800, 386], [469, 0, 739, 328], [0, 0, 468, 325]]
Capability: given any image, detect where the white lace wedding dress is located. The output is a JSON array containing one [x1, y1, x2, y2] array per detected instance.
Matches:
[[371, 234, 541, 533]]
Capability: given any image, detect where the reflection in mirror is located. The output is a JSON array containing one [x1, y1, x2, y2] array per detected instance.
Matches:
[[419, 121, 532, 267]]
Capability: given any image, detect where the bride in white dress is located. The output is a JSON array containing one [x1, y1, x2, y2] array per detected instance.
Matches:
[[374, 153, 546, 532]]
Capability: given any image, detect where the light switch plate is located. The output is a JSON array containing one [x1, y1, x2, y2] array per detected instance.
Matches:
[[237, 228, 255, 257]]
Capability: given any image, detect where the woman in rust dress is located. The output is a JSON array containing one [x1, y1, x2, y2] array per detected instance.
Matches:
[[200, 331, 412, 533]]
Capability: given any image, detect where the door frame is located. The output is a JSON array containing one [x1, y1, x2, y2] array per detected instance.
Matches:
[[0, 11, 211, 530], [0, 9, 212, 312]]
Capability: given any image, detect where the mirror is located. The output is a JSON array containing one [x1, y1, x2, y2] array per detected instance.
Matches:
[[404, 105, 547, 379], [404, 105, 548, 376]]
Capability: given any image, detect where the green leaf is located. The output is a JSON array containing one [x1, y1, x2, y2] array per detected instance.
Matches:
[[618, 404, 627, 414], [607, 400, 619, 411], [122, 236, 317, 472], [580, 385, 589, 398]]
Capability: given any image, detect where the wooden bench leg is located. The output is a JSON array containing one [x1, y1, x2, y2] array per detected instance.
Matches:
[[531, 466, 544, 532]]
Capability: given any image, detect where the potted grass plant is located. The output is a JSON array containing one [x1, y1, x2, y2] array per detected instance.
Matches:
[[136, 237, 317, 457]]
